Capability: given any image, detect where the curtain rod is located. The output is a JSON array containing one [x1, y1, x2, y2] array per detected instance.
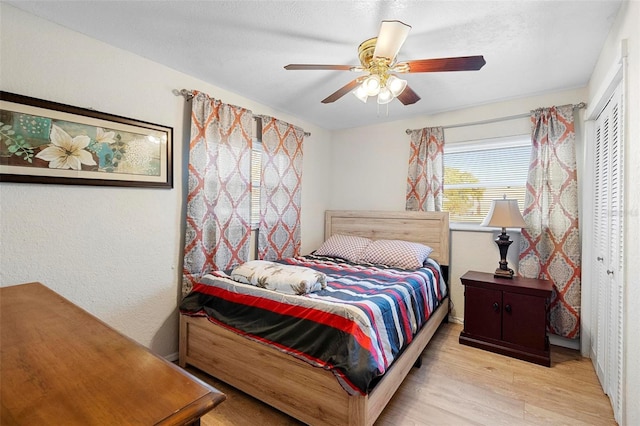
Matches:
[[174, 89, 311, 137], [174, 88, 194, 101], [405, 102, 587, 134]]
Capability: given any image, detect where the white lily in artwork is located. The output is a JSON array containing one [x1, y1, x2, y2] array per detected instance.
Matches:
[[36, 124, 97, 170], [95, 127, 116, 144]]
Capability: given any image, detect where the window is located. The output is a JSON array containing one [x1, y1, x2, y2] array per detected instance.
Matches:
[[444, 135, 531, 223], [250, 139, 262, 229]]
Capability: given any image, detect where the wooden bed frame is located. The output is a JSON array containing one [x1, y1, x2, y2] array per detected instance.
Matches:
[[179, 210, 450, 426]]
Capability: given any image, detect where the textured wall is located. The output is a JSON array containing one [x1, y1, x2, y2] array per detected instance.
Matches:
[[0, 4, 331, 357]]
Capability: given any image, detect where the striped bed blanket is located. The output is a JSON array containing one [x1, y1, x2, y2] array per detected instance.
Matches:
[[179, 254, 447, 395]]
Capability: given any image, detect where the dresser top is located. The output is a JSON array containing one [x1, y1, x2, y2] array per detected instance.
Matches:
[[461, 270, 553, 295], [1, 282, 225, 425]]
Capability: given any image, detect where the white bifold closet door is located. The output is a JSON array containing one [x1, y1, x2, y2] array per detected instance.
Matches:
[[591, 82, 624, 424]]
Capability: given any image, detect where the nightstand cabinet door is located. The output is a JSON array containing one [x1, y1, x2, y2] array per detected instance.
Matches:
[[502, 291, 548, 351], [463, 286, 502, 340]]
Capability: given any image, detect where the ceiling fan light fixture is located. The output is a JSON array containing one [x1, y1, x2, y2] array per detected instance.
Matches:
[[377, 87, 394, 104], [387, 75, 407, 97], [284, 20, 486, 107], [363, 74, 381, 96], [353, 84, 369, 103]]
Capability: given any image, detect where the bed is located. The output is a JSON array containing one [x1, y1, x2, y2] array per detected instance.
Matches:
[[178, 210, 450, 426]]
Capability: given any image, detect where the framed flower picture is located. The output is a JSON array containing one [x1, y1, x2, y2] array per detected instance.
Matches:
[[0, 91, 172, 188]]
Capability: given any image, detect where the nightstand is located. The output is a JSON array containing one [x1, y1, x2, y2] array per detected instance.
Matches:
[[459, 270, 552, 367]]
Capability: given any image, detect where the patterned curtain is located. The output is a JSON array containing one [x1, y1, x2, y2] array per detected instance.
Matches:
[[258, 117, 304, 260], [518, 104, 581, 338], [182, 91, 253, 295], [406, 127, 445, 211]]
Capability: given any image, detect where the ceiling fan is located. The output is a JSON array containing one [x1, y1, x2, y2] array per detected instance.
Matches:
[[284, 20, 486, 105]]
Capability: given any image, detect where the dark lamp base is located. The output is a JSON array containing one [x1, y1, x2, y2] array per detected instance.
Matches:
[[494, 229, 515, 279], [494, 267, 514, 279]]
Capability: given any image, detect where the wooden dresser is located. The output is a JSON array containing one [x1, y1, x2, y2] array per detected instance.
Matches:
[[459, 271, 552, 367], [0, 282, 225, 425]]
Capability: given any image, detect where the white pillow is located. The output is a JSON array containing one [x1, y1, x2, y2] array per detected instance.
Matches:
[[314, 234, 372, 263], [358, 239, 433, 269]]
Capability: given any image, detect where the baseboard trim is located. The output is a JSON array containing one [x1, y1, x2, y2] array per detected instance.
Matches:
[[449, 315, 463, 324], [164, 352, 179, 362], [548, 334, 580, 350]]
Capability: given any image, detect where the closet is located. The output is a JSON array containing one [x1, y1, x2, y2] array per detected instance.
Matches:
[[591, 81, 624, 424]]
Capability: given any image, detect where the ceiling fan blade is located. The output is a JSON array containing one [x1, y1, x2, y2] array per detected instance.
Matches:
[[372, 20, 411, 61], [321, 79, 361, 104], [403, 55, 486, 73], [397, 85, 421, 105], [284, 64, 354, 71]]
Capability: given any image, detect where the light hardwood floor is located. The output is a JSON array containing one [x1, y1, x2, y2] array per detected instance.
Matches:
[[189, 322, 616, 425]]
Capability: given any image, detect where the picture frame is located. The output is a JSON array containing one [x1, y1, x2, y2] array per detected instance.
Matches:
[[0, 91, 173, 188]]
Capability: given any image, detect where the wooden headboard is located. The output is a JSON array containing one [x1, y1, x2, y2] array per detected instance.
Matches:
[[324, 210, 450, 266]]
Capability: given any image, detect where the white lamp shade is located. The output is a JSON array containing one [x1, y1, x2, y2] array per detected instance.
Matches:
[[481, 199, 526, 228], [377, 87, 393, 104], [352, 84, 369, 103], [363, 75, 381, 96], [387, 75, 407, 97]]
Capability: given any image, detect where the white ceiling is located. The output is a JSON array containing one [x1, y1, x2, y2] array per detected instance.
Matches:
[[9, 1, 622, 130]]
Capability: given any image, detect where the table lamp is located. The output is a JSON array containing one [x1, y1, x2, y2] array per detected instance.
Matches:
[[481, 196, 527, 278]]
